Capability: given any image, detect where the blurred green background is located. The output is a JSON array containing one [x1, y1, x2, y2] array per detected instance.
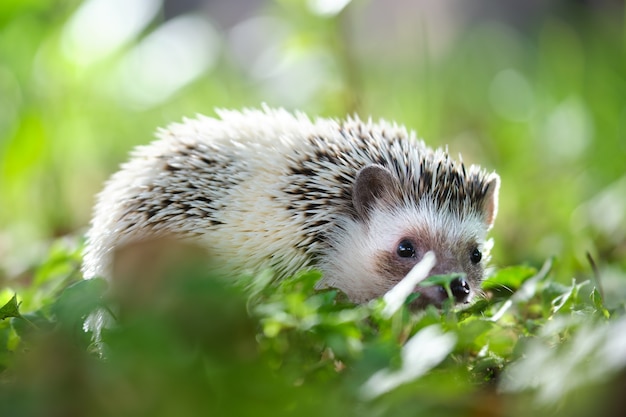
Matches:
[[0, 0, 624, 284]]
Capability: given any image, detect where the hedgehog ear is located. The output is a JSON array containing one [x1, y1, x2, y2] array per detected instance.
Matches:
[[352, 165, 397, 219], [482, 173, 500, 229]]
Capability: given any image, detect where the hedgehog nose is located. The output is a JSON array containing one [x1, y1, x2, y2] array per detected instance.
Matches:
[[450, 277, 471, 303]]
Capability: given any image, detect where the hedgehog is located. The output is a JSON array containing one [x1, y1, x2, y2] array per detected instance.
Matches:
[[82, 106, 500, 307]]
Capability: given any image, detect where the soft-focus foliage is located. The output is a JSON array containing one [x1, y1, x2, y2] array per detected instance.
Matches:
[[1, 239, 625, 416], [0, 0, 624, 277], [1, 1, 625, 416]]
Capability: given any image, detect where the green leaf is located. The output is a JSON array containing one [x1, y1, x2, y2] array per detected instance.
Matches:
[[11, 311, 52, 339], [0, 294, 22, 321], [481, 265, 537, 292], [550, 279, 589, 315], [420, 273, 464, 287], [50, 278, 108, 331], [420, 273, 464, 300], [590, 288, 610, 318]]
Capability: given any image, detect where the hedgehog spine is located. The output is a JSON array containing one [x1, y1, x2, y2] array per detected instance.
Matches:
[[83, 106, 500, 306]]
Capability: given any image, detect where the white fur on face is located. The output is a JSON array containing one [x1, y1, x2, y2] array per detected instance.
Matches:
[[317, 200, 490, 303]]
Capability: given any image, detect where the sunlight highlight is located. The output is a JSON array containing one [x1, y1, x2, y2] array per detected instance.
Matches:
[[307, 0, 353, 16], [381, 251, 436, 318], [62, 0, 161, 67], [361, 325, 456, 400], [112, 15, 220, 109]]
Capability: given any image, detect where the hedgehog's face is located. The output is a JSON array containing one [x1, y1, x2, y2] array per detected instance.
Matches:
[[319, 164, 500, 307], [369, 211, 494, 308]]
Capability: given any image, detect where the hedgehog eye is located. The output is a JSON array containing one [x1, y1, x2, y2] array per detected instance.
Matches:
[[470, 247, 482, 264], [397, 240, 416, 258]]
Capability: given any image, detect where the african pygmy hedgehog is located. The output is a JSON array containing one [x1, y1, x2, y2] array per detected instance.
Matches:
[[82, 106, 500, 307]]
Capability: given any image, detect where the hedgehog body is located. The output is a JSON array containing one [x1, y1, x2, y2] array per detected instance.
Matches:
[[83, 107, 500, 305]]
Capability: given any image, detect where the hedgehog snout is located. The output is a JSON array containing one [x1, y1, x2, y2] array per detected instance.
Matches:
[[412, 276, 471, 307], [431, 258, 473, 303], [412, 255, 474, 306], [450, 277, 471, 302]]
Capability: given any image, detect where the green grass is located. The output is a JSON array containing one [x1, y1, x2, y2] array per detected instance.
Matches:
[[1, 1, 625, 416], [0, 239, 623, 416]]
